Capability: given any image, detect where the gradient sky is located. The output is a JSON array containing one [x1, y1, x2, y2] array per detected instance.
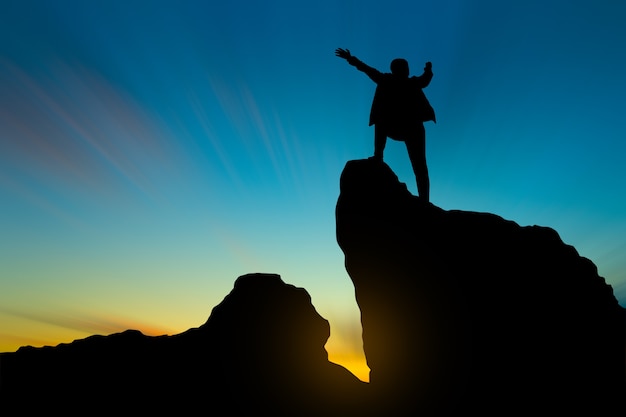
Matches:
[[1, 0, 625, 382]]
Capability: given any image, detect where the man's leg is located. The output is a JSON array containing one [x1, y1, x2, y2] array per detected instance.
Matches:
[[405, 124, 430, 202], [373, 124, 387, 161]]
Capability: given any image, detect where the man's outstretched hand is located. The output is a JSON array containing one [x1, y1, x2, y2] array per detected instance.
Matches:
[[425, 61, 432, 70], [335, 48, 352, 60]]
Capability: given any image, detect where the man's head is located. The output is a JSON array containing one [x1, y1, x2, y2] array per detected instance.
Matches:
[[390, 58, 409, 78]]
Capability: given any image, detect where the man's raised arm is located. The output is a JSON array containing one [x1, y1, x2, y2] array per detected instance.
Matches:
[[335, 48, 382, 83], [413, 61, 433, 88]]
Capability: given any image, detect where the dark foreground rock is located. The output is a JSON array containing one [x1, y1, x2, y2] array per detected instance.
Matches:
[[336, 158, 626, 415], [0, 273, 365, 415], [3, 158, 625, 416]]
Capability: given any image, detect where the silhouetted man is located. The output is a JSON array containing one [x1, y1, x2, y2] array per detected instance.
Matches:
[[335, 48, 436, 202]]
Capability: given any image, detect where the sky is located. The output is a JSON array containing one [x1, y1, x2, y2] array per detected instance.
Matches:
[[1, 0, 625, 382]]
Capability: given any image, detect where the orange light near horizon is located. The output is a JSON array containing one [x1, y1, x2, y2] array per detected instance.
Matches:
[[0, 308, 177, 353], [328, 352, 370, 383]]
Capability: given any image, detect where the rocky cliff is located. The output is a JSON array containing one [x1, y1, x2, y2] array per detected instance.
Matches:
[[336, 158, 626, 415], [0, 273, 365, 415]]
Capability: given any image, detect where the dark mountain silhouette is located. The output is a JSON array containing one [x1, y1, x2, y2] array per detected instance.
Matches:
[[2, 159, 625, 415], [336, 158, 626, 415], [0, 273, 365, 415]]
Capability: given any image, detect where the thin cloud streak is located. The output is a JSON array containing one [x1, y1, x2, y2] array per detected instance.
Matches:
[[0, 307, 173, 342], [0, 58, 182, 200]]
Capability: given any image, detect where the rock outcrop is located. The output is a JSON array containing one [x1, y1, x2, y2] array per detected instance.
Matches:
[[201, 273, 365, 415], [0, 273, 365, 415], [336, 158, 626, 415]]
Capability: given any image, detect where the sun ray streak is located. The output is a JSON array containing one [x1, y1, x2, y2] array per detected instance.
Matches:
[[1, 58, 182, 200]]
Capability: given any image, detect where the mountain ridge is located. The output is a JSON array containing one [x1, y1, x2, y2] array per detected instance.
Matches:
[[1, 273, 365, 415]]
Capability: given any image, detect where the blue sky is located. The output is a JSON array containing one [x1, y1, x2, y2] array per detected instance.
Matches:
[[1, 0, 625, 380]]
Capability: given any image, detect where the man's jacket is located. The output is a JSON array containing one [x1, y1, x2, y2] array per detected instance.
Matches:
[[347, 56, 436, 129]]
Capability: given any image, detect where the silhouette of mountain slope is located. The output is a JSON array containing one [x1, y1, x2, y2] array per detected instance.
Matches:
[[3, 158, 625, 415], [336, 158, 626, 415], [0, 273, 365, 415]]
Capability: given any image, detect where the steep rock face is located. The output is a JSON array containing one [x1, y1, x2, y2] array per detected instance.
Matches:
[[336, 158, 626, 415], [0, 273, 364, 415]]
